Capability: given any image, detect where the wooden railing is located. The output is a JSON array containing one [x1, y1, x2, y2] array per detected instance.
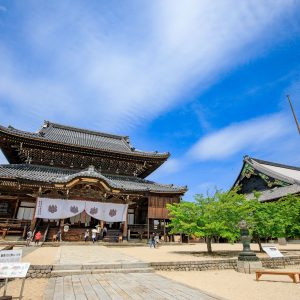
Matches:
[[128, 224, 167, 232], [0, 218, 31, 228]]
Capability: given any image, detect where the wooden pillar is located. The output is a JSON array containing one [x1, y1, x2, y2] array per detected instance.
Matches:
[[30, 197, 38, 231], [163, 219, 167, 242], [123, 209, 128, 240], [31, 187, 42, 231], [13, 198, 20, 219], [147, 218, 150, 240]]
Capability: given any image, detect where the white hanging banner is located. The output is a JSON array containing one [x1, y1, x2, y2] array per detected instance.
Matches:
[[85, 201, 104, 220], [61, 200, 85, 219], [102, 203, 128, 222], [35, 198, 63, 219], [35, 198, 128, 222]]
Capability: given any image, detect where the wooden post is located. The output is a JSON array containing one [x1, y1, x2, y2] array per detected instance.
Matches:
[[31, 188, 42, 231], [60, 218, 64, 239], [123, 208, 128, 241], [147, 217, 150, 240], [13, 198, 20, 219], [163, 219, 167, 242], [30, 198, 38, 231]]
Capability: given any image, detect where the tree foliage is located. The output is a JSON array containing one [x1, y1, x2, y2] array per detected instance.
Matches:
[[167, 190, 300, 253], [167, 190, 249, 253]]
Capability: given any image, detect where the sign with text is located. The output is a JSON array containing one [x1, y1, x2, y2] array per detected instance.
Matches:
[[262, 246, 284, 258], [0, 249, 22, 263], [0, 263, 30, 278]]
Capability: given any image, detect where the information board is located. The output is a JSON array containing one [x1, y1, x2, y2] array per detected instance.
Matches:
[[0, 263, 30, 278], [0, 249, 22, 263], [262, 246, 284, 258]]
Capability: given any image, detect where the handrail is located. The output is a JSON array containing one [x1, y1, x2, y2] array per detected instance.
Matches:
[[43, 224, 50, 242], [32, 218, 41, 238]]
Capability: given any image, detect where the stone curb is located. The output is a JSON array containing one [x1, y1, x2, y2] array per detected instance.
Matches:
[[24, 255, 300, 278]]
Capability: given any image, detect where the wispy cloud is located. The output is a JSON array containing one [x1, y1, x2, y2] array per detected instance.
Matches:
[[0, 0, 297, 132], [188, 113, 291, 160]]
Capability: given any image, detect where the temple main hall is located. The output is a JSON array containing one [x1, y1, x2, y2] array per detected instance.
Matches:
[[0, 121, 187, 241]]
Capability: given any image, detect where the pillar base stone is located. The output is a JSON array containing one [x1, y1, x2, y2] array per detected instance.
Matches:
[[236, 260, 262, 274]]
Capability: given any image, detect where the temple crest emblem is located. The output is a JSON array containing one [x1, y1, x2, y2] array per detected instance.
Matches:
[[109, 209, 117, 217]]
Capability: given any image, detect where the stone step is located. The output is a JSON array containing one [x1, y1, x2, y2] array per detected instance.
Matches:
[[52, 262, 150, 271], [51, 267, 154, 277]]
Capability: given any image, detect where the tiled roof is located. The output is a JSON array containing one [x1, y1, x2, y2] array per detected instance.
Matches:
[[244, 156, 300, 185], [0, 164, 187, 194], [0, 121, 169, 158], [246, 184, 300, 202]]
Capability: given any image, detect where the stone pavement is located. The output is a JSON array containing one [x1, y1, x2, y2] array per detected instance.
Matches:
[[43, 273, 220, 300], [58, 245, 141, 264]]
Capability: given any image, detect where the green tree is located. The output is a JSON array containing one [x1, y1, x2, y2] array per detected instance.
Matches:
[[246, 194, 300, 251], [167, 190, 249, 253]]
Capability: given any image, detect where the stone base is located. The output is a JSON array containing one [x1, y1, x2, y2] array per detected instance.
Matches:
[[236, 260, 262, 274], [278, 238, 287, 245]]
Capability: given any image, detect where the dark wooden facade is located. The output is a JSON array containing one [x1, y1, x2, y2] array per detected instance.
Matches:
[[0, 121, 187, 240]]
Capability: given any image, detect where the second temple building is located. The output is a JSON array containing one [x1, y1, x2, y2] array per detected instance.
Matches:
[[0, 121, 187, 241]]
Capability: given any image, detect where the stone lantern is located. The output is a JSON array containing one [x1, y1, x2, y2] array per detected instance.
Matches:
[[237, 219, 262, 273]]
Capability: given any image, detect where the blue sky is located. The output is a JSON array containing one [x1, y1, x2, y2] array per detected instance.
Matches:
[[0, 1, 300, 200]]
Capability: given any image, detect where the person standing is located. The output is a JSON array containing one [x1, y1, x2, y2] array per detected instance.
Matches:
[[84, 229, 90, 242], [26, 230, 32, 246], [154, 233, 160, 248], [56, 229, 62, 242], [34, 231, 42, 246], [103, 226, 107, 239]]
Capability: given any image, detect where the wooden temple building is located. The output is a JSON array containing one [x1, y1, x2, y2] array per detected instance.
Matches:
[[233, 155, 300, 202], [0, 121, 187, 241]]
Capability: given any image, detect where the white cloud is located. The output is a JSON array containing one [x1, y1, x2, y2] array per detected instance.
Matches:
[[0, 0, 297, 132], [155, 158, 183, 175], [188, 113, 291, 160]]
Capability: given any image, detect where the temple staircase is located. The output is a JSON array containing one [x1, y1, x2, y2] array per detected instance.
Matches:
[[51, 262, 154, 277], [103, 229, 120, 242]]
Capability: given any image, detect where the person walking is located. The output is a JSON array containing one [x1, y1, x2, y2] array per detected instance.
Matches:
[[34, 231, 42, 246], [84, 229, 90, 242], [26, 230, 32, 246], [91, 229, 97, 244], [150, 233, 155, 248]]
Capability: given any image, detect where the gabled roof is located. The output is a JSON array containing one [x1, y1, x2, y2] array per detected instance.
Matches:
[[0, 121, 169, 158], [234, 156, 300, 187], [0, 164, 187, 194]]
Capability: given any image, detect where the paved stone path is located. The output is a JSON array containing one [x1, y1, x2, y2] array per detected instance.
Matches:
[[43, 273, 219, 300], [58, 246, 141, 264]]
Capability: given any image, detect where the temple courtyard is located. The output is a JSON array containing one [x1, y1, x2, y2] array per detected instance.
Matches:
[[1, 243, 300, 299]]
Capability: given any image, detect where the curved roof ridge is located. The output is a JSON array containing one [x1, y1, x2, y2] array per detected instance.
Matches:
[[41, 121, 127, 140], [0, 122, 169, 158], [250, 156, 300, 172], [245, 156, 298, 185], [0, 164, 186, 193]]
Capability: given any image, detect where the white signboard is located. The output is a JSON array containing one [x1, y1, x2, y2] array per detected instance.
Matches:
[[0, 250, 22, 263], [262, 246, 284, 258], [0, 263, 30, 278]]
